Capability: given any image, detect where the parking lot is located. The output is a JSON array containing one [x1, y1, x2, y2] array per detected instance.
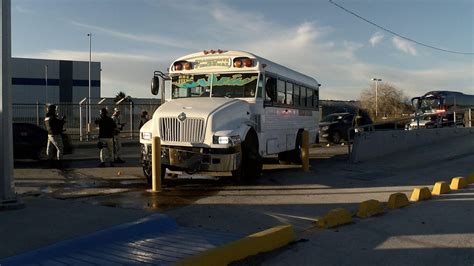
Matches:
[[5, 135, 474, 265]]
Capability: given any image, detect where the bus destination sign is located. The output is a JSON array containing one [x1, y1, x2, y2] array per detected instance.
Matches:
[[194, 58, 231, 69]]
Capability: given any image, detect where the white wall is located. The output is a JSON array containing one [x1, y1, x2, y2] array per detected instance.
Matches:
[[350, 127, 474, 162]]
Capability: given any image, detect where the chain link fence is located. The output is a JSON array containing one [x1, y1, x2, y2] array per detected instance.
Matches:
[[12, 99, 161, 141]]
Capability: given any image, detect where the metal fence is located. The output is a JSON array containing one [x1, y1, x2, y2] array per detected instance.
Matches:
[[12, 100, 161, 141]]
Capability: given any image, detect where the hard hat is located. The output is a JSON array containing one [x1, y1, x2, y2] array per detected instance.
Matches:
[[114, 107, 120, 112]]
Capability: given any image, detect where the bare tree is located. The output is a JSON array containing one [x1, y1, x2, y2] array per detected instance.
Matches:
[[359, 82, 412, 121]]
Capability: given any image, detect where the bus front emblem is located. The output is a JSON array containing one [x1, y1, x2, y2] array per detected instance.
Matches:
[[178, 112, 187, 122]]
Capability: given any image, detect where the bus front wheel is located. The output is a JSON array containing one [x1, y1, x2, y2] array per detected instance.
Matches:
[[232, 131, 262, 181], [143, 160, 166, 186]]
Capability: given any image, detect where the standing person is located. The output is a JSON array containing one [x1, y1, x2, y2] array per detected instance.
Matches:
[[139, 110, 150, 129], [44, 104, 65, 168], [95, 108, 116, 167], [111, 107, 125, 163]]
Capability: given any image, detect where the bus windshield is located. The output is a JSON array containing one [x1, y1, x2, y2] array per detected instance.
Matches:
[[171, 73, 258, 99], [419, 97, 439, 111]]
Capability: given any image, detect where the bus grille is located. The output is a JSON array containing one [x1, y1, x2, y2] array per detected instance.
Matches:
[[159, 117, 205, 143]]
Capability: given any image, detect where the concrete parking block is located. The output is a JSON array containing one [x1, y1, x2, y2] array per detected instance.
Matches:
[[432, 181, 451, 196], [410, 187, 432, 202], [356, 199, 384, 218], [387, 193, 410, 209], [177, 225, 295, 266], [449, 176, 468, 190], [317, 208, 352, 228]]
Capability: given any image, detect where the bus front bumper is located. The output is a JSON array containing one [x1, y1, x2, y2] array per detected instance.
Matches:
[[142, 144, 241, 172]]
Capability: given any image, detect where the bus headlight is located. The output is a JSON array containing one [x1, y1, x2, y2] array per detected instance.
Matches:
[[213, 135, 241, 145], [141, 132, 152, 140]]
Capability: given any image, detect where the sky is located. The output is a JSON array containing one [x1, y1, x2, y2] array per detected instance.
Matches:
[[11, 0, 474, 100]]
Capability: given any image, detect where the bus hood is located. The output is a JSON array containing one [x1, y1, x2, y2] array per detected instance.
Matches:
[[155, 97, 246, 118]]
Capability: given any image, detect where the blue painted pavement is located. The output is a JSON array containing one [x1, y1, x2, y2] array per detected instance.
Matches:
[[0, 214, 242, 265]]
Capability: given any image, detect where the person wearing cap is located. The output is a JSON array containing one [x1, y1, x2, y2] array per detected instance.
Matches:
[[44, 104, 65, 168], [111, 107, 125, 163], [95, 108, 116, 167]]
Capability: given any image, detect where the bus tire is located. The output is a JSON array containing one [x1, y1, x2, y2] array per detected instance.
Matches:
[[278, 151, 291, 164], [288, 132, 303, 164], [143, 161, 166, 186], [232, 131, 262, 180]]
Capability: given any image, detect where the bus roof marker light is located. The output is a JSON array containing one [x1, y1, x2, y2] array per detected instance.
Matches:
[[183, 62, 192, 70], [217, 49, 224, 54], [174, 62, 183, 71], [203, 50, 209, 55], [243, 58, 253, 67], [233, 59, 242, 68]]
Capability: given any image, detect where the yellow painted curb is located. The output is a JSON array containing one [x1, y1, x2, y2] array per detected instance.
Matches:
[[450, 176, 468, 190], [387, 193, 409, 209], [176, 225, 295, 266], [410, 187, 432, 202], [317, 208, 352, 228], [356, 199, 384, 218], [467, 173, 474, 184], [432, 181, 451, 196]]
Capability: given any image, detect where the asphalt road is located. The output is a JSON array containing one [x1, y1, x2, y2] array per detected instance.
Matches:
[[12, 137, 474, 265]]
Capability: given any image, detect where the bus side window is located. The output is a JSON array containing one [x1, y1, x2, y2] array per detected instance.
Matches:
[[286, 81, 293, 105], [313, 90, 319, 108], [257, 74, 264, 98], [277, 79, 285, 105], [293, 85, 300, 106], [305, 87, 312, 107], [265, 76, 277, 103], [301, 87, 307, 107]]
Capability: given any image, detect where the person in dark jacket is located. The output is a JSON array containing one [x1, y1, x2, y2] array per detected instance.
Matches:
[[95, 108, 116, 167], [139, 110, 150, 129], [44, 104, 65, 167]]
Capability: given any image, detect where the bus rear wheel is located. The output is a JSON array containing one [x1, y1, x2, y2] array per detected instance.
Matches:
[[232, 132, 262, 181]]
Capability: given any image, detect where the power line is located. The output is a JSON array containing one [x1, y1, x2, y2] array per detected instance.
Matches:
[[329, 0, 474, 55]]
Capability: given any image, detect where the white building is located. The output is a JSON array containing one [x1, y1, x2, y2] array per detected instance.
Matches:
[[12, 58, 101, 104]]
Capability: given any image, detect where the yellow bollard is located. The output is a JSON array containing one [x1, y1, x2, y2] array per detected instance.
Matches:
[[152, 136, 162, 192], [302, 130, 310, 172]]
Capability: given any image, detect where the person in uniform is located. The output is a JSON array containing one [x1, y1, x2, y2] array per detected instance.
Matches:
[[44, 104, 65, 168], [111, 107, 125, 163], [95, 108, 116, 167]]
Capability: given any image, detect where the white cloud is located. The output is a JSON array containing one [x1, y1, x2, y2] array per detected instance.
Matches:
[[15, 5, 35, 14], [22, 3, 472, 100], [392, 36, 417, 56], [70, 21, 188, 49], [369, 32, 384, 47]]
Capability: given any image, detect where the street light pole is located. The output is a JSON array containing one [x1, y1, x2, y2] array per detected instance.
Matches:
[[372, 78, 382, 118], [87, 33, 92, 139], [45, 64, 48, 103]]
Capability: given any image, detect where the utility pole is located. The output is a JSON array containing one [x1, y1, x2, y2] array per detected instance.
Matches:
[[1, 0, 23, 210]]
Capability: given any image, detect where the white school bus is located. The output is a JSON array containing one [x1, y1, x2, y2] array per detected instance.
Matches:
[[140, 50, 320, 183]]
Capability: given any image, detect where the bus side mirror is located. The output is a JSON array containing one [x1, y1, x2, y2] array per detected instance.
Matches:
[[151, 76, 160, 95]]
